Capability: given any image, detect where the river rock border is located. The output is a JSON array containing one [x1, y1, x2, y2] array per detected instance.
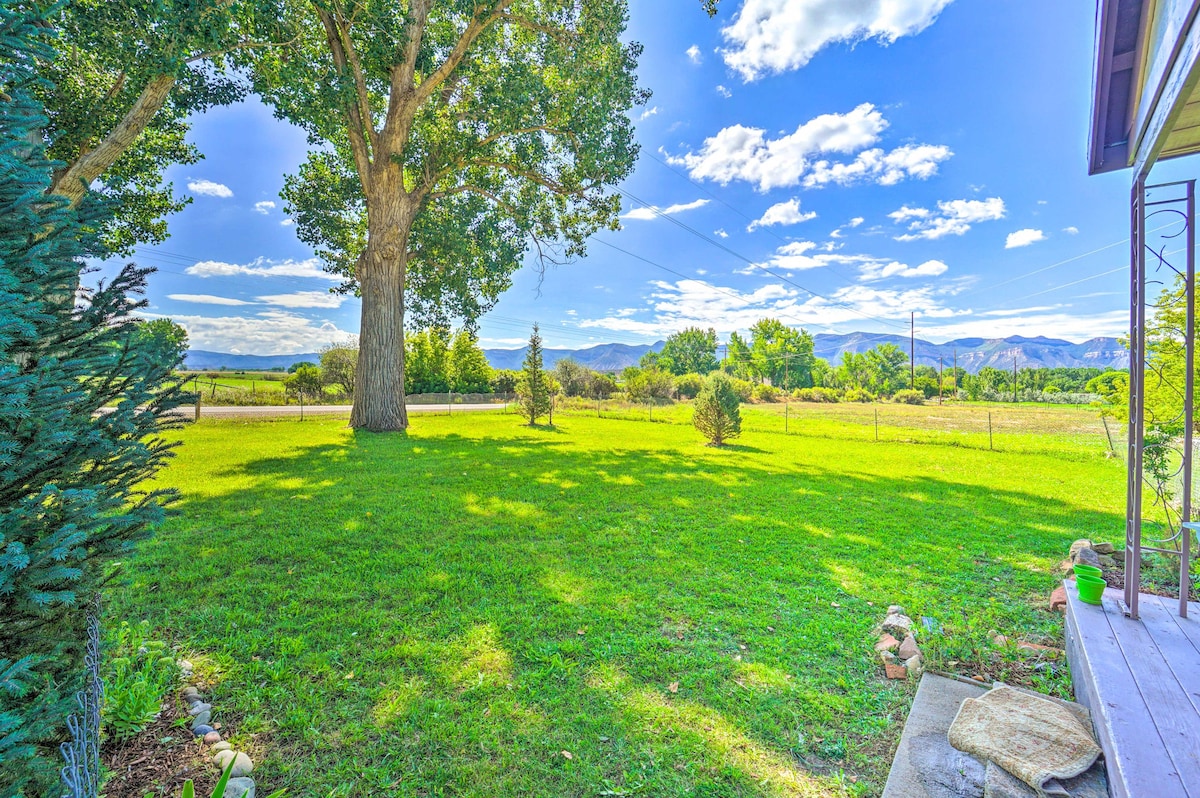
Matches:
[[179, 660, 259, 798]]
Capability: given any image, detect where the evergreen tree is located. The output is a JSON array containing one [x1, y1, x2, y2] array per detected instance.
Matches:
[[517, 325, 552, 425], [449, 330, 494, 394], [693, 374, 742, 446], [0, 6, 186, 791]]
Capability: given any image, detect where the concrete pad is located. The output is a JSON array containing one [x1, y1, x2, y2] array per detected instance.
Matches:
[[882, 673, 988, 798]]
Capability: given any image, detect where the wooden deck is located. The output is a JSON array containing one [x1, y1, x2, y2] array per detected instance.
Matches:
[[1064, 581, 1200, 798]]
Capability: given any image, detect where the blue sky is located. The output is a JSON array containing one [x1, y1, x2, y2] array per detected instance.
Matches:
[[107, 0, 1191, 354]]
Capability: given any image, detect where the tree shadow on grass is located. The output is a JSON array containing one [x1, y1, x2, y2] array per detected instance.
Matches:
[[115, 420, 1123, 797]]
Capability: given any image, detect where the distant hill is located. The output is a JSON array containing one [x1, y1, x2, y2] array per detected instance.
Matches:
[[183, 333, 1129, 375], [184, 350, 320, 371]]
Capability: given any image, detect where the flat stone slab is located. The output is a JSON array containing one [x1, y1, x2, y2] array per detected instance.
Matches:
[[882, 673, 988, 798]]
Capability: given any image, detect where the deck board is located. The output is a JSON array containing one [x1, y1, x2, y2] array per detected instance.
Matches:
[[1136, 593, 1200, 718], [1065, 581, 1195, 798]]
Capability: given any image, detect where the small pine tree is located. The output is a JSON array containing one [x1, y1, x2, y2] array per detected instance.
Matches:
[[0, 6, 187, 791], [517, 324, 552, 425], [693, 373, 742, 446]]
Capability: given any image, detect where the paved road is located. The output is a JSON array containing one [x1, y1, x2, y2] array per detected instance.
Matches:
[[178, 403, 506, 418]]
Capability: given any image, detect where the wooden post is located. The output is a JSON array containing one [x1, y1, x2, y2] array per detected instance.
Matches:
[[875, 407, 879, 442], [785, 402, 789, 433], [988, 411, 993, 450]]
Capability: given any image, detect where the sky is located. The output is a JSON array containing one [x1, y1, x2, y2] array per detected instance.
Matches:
[[102, 0, 1198, 355]]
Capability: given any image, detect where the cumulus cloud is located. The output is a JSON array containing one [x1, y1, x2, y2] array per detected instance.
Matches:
[[858, 259, 948, 280], [256, 291, 346, 309], [1005, 228, 1046, 249], [1063, 226, 1080, 235], [621, 198, 710, 221], [891, 197, 1006, 240], [155, 310, 354, 355], [640, 106, 659, 121], [187, 179, 233, 198], [253, 201, 276, 214], [577, 278, 959, 337], [714, 228, 730, 238], [747, 198, 817, 231], [185, 257, 340, 282], [721, 0, 954, 80], [665, 104, 949, 191], [715, 85, 733, 98], [167, 294, 255, 306], [687, 44, 702, 63], [743, 240, 880, 274]]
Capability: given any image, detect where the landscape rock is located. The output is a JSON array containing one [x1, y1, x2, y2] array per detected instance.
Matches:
[[904, 655, 923, 676], [229, 751, 254, 778], [188, 702, 212, 716], [191, 710, 212, 729], [1092, 542, 1115, 555], [875, 633, 900, 652], [204, 731, 222, 744], [178, 659, 194, 672], [1068, 539, 1093, 560], [183, 687, 199, 699], [214, 749, 236, 770], [880, 650, 899, 665], [1097, 554, 1117, 568], [1050, 586, 1068, 612], [887, 604, 906, 615], [192, 724, 214, 737], [224, 778, 255, 798], [1074, 548, 1101, 568], [884, 662, 908, 680], [212, 741, 232, 753], [898, 634, 921, 660], [883, 613, 914, 637], [1017, 642, 1064, 656]]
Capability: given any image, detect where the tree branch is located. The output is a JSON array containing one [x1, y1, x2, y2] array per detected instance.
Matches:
[[316, 7, 375, 186], [412, 0, 515, 108]]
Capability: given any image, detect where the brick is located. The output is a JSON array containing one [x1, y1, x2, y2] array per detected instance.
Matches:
[[884, 663, 908, 680], [874, 633, 900, 652], [1050, 586, 1068, 613]]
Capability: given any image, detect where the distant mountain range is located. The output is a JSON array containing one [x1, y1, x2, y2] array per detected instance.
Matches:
[[184, 334, 1129, 374]]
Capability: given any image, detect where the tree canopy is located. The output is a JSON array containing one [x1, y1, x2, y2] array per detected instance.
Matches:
[[657, 326, 719, 376]]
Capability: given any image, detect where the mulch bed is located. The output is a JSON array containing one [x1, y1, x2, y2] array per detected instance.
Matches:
[[101, 697, 218, 798], [1099, 552, 1198, 601]]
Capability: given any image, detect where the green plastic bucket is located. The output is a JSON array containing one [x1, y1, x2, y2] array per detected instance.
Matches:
[[1076, 574, 1106, 605], [1074, 564, 1103, 579]]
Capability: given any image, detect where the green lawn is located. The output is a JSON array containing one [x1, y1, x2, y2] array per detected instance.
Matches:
[[110, 412, 1125, 797]]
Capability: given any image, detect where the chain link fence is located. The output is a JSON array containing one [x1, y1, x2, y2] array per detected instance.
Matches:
[[59, 597, 103, 798]]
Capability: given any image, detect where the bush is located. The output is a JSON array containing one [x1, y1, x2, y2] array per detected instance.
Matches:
[[893, 389, 925, 405], [284, 363, 325, 400], [793, 387, 840, 403], [320, 344, 357, 397], [693, 374, 742, 446], [842, 388, 876, 403], [623, 367, 675, 401], [750, 383, 781, 403], [674, 373, 706, 399], [728, 378, 754, 402], [102, 621, 178, 741]]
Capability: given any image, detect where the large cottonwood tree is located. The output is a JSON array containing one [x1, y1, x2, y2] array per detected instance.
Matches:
[[254, 0, 646, 431]]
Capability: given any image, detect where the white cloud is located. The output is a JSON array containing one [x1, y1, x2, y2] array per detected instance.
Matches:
[[666, 104, 949, 191], [256, 290, 345, 309], [1063, 226, 1080, 235], [892, 197, 1006, 240], [157, 311, 353, 355], [185, 257, 341, 282], [253, 200, 276, 214], [747, 198, 817, 231], [577, 278, 960, 337], [721, 0, 954, 81], [167, 294, 255, 306], [621, 198, 710, 221], [687, 44, 702, 63], [858, 258, 948, 280], [715, 85, 732, 98], [640, 106, 659, 121], [281, 218, 295, 226], [803, 143, 952, 188], [714, 228, 730, 238], [746, 240, 880, 274], [831, 216, 866, 238], [920, 310, 1128, 343], [848, 216, 865, 227], [187, 179, 233, 198], [1005, 228, 1046, 249]]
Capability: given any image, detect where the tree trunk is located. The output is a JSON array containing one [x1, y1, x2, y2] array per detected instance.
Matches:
[[350, 194, 413, 431]]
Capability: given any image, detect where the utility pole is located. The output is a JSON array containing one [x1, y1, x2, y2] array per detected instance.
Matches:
[[1013, 354, 1019, 404], [938, 356, 943, 404], [953, 348, 958, 396], [910, 312, 915, 389]]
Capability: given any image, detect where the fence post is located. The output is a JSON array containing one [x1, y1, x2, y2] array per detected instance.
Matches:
[[597, 396, 601, 417], [649, 401, 652, 422], [1101, 414, 1116, 454], [988, 411, 993, 450], [875, 407, 879, 442], [448, 392, 453, 416], [785, 402, 789, 433], [300, 392, 304, 421], [195, 393, 201, 422]]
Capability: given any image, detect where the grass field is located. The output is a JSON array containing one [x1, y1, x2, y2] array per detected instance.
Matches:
[[109, 412, 1126, 797]]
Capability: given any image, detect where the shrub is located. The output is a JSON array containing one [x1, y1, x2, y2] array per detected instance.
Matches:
[[674, 373, 706, 399], [843, 388, 876, 403], [893, 389, 925, 405], [284, 363, 324, 400], [490, 369, 520, 395], [794, 387, 840, 403], [102, 621, 178, 741], [693, 374, 742, 446], [623, 367, 674, 401], [750, 383, 781, 403], [320, 344, 357, 397], [728, 378, 754, 402]]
